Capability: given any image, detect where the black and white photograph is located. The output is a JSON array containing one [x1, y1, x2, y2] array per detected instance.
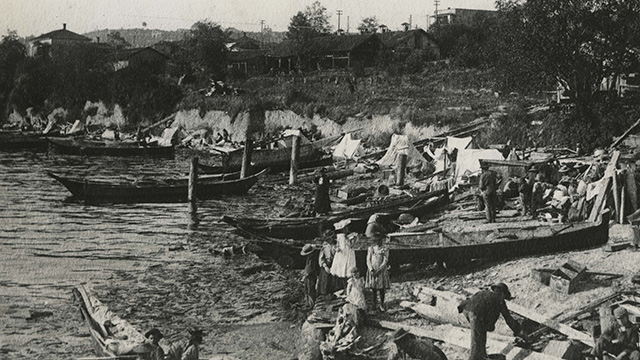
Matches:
[[1, 0, 640, 359]]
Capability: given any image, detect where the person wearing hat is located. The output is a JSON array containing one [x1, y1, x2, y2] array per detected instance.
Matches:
[[591, 307, 639, 360], [479, 163, 498, 223], [314, 167, 331, 216], [318, 229, 336, 296], [167, 329, 204, 360], [531, 173, 548, 217], [301, 244, 319, 308], [366, 213, 390, 239], [366, 235, 390, 312], [143, 328, 165, 360], [330, 220, 356, 291], [519, 170, 535, 217], [457, 283, 526, 360]]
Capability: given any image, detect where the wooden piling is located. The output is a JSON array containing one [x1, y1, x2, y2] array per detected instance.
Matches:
[[289, 134, 300, 185], [188, 157, 199, 202], [240, 137, 253, 179], [397, 153, 408, 186]]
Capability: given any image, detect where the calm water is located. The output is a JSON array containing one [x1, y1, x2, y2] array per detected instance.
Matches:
[[0, 149, 279, 298]]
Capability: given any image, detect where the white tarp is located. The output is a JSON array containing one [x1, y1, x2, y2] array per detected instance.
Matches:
[[151, 127, 182, 147], [333, 133, 364, 160], [278, 129, 310, 148], [445, 136, 474, 151], [376, 134, 428, 169], [435, 148, 505, 186]]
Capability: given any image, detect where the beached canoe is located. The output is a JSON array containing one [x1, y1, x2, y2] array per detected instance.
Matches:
[[223, 189, 449, 241], [0, 130, 48, 151], [48, 168, 267, 203], [72, 286, 154, 359], [47, 137, 175, 158], [200, 135, 342, 174], [234, 209, 610, 270]]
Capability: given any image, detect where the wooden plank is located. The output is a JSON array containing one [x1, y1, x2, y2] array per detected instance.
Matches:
[[625, 164, 638, 213], [377, 320, 561, 360], [610, 117, 640, 149], [506, 302, 594, 347], [588, 151, 619, 222], [464, 287, 595, 347]]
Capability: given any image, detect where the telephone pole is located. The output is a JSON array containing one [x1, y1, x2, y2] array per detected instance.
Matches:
[[260, 20, 265, 46], [336, 10, 343, 32], [347, 16, 350, 33], [434, 0, 440, 26]]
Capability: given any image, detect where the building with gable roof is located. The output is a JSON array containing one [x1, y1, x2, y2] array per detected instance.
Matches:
[[377, 29, 440, 60], [28, 24, 92, 58], [104, 47, 169, 73]]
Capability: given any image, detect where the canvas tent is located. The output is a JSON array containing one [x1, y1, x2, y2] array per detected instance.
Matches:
[[376, 134, 428, 169], [434, 148, 505, 188], [278, 129, 310, 148], [333, 133, 364, 160]]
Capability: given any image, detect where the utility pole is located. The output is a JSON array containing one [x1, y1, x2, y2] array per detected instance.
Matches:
[[260, 20, 265, 46], [434, 0, 440, 27], [409, 14, 412, 29], [336, 10, 343, 32], [347, 16, 350, 33]]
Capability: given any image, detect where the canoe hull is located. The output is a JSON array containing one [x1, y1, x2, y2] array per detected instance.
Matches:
[[49, 169, 266, 203], [47, 137, 175, 158], [199, 156, 333, 174], [235, 210, 610, 270]]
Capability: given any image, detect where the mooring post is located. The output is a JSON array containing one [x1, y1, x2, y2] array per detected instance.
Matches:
[[188, 157, 199, 202], [241, 137, 253, 179], [397, 153, 407, 186], [289, 133, 300, 185]]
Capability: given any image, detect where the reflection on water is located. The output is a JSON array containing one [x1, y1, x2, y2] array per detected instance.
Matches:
[[0, 150, 278, 294]]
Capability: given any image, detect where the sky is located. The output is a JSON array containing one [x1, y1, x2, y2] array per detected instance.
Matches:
[[1, 0, 495, 38]]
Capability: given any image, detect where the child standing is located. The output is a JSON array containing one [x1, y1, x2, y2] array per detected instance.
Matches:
[[346, 267, 367, 312], [366, 236, 390, 312], [301, 244, 318, 308]]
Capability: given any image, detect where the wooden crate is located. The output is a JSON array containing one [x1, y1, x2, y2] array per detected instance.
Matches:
[[531, 268, 554, 286], [550, 260, 587, 294]]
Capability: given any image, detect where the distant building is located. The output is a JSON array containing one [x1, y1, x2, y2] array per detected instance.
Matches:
[[28, 24, 92, 58], [226, 33, 262, 51], [226, 33, 266, 75], [104, 47, 168, 73], [267, 34, 381, 72], [430, 8, 497, 27], [377, 29, 440, 60]]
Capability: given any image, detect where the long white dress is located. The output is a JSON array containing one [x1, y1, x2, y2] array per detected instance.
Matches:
[[330, 234, 357, 278]]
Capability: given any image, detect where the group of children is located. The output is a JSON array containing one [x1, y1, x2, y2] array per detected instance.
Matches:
[[301, 218, 391, 313]]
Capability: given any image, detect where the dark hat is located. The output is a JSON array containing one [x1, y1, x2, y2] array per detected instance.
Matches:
[[145, 328, 163, 340], [490, 283, 515, 300], [558, 165, 571, 173], [300, 244, 315, 256], [188, 328, 205, 342]]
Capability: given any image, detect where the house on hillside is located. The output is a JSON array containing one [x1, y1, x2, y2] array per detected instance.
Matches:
[[266, 34, 381, 72], [377, 29, 440, 60], [28, 24, 92, 58], [226, 33, 266, 75], [105, 47, 168, 73], [430, 8, 497, 27]]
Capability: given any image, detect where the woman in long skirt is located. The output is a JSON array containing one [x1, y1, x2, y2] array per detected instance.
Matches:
[[366, 236, 390, 312], [330, 220, 356, 291]]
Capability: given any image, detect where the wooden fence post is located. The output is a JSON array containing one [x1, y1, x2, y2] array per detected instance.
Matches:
[[241, 137, 253, 179], [289, 134, 300, 185], [189, 157, 199, 202], [397, 153, 407, 186]]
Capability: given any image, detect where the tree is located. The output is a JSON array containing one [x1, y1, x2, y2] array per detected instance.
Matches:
[[183, 20, 228, 81], [106, 31, 131, 49], [0, 31, 26, 121], [494, 0, 640, 103], [358, 16, 379, 34], [286, 1, 332, 40]]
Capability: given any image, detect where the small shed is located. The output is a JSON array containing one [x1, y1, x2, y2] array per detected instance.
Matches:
[[105, 47, 168, 73], [377, 29, 440, 60]]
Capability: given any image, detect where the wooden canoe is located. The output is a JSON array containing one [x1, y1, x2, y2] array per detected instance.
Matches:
[[72, 286, 149, 359], [48, 168, 267, 203], [47, 137, 175, 158], [201, 135, 342, 174], [223, 189, 449, 241], [233, 209, 609, 270], [0, 130, 48, 151]]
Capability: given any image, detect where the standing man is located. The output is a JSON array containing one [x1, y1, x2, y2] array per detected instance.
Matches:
[[457, 283, 527, 360], [479, 164, 498, 223], [591, 307, 639, 360]]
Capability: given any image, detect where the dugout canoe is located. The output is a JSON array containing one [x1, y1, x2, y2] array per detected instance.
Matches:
[[0, 130, 48, 151], [48, 168, 266, 203], [47, 137, 175, 158], [73, 286, 155, 359], [234, 209, 610, 270], [200, 135, 342, 174], [223, 188, 449, 241]]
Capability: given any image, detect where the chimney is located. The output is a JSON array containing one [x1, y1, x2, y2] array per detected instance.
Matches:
[[63, 23, 66, 30]]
